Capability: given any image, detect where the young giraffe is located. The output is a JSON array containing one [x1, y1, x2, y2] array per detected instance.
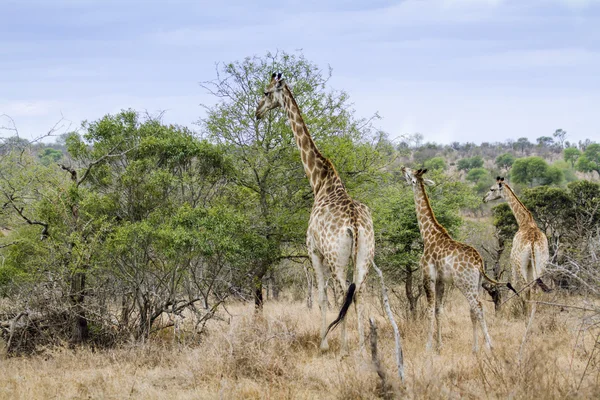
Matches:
[[255, 73, 374, 352], [483, 177, 551, 314], [401, 167, 516, 352]]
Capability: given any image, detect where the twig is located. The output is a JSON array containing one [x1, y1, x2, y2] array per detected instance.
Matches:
[[530, 301, 598, 313], [518, 303, 537, 365], [6, 312, 28, 352], [577, 331, 600, 391], [372, 262, 404, 382]]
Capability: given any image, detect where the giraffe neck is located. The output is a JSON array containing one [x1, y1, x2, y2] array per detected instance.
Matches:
[[281, 85, 340, 195], [412, 180, 449, 246], [503, 184, 535, 227]]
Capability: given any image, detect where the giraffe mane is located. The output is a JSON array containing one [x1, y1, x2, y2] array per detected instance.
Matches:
[[283, 84, 342, 182], [502, 182, 534, 221], [417, 179, 451, 237]]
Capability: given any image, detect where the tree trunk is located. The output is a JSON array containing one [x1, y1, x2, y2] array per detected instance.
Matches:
[[482, 238, 506, 312], [254, 272, 265, 310], [70, 271, 89, 343], [61, 165, 90, 344]]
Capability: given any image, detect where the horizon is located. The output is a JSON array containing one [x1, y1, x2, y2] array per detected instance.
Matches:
[[2, 0, 599, 146]]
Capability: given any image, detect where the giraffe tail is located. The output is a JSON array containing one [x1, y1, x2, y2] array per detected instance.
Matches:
[[324, 283, 356, 337], [324, 224, 360, 338], [480, 267, 519, 296]]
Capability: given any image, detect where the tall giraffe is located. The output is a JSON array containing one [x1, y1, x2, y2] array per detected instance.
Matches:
[[255, 73, 374, 352], [402, 167, 516, 352], [483, 177, 551, 314]]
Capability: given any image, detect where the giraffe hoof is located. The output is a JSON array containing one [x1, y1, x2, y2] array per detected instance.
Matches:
[[320, 341, 329, 352]]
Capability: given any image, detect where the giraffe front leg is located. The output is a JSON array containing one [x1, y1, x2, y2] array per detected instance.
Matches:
[[469, 296, 493, 353]]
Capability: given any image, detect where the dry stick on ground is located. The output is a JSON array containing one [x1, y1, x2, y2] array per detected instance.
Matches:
[[518, 302, 537, 366], [578, 331, 600, 391], [372, 262, 404, 382], [369, 318, 394, 399]]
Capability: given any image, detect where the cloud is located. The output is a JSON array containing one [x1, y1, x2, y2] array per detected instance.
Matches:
[[462, 48, 600, 70], [0, 100, 60, 117]]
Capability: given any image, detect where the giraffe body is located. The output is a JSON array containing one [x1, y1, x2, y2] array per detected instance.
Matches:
[[402, 167, 497, 353], [484, 177, 550, 314], [256, 73, 373, 352]]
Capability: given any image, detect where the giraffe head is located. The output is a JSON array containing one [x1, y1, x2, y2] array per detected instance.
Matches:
[[483, 176, 506, 203], [255, 72, 285, 120], [401, 167, 435, 187]]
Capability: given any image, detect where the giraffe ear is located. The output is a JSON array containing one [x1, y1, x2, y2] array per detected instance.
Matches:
[[422, 168, 428, 174]]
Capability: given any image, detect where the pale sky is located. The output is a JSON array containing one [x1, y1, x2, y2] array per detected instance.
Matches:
[[1, 0, 599, 145]]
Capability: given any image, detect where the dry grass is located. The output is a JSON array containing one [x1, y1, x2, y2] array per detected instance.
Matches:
[[0, 290, 599, 399]]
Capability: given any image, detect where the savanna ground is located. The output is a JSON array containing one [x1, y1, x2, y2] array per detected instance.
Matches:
[[0, 289, 599, 400]]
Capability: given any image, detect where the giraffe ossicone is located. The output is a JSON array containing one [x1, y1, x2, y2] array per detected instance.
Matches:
[[256, 73, 375, 353]]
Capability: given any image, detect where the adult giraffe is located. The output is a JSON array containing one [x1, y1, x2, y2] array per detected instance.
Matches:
[[402, 167, 517, 352], [483, 177, 551, 315], [255, 73, 373, 353]]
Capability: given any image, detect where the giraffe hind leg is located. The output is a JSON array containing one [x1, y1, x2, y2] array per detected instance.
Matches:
[[435, 279, 445, 353], [310, 249, 329, 351], [424, 276, 436, 352], [469, 295, 493, 352]]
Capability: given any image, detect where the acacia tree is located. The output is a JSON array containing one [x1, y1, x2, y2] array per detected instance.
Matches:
[[65, 110, 242, 340], [495, 153, 515, 172], [199, 51, 390, 308], [576, 143, 600, 177]]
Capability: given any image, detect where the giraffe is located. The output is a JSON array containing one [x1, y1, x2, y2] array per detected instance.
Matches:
[[255, 73, 374, 353], [401, 167, 517, 353], [483, 177, 551, 314]]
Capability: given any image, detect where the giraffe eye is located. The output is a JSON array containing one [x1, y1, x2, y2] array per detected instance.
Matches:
[[264, 92, 270, 97]]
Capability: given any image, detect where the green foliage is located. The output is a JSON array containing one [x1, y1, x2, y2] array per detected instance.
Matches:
[[457, 155, 484, 172], [552, 160, 578, 183], [491, 203, 518, 240], [495, 153, 515, 170], [423, 156, 447, 171], [511, 156, 552, 187], [536, 136, 554, 148], [466, 167, 488, 183], [38, 148, 63, 166], [542, 165, 564, 186], [563, 147, 581, 168], [514, 137, 533, 154], [521, 186, 574, 237], [553, 129, 567, 148], [576, 143, 600, 176], [567, 180, 600, 236]]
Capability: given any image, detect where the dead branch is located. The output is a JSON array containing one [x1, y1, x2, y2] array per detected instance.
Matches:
[[369, 318, 394, 399], [372, 262, 405, 382]]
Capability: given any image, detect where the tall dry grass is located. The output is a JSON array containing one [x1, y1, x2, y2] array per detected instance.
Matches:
[[0, 289, 598, 399]]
